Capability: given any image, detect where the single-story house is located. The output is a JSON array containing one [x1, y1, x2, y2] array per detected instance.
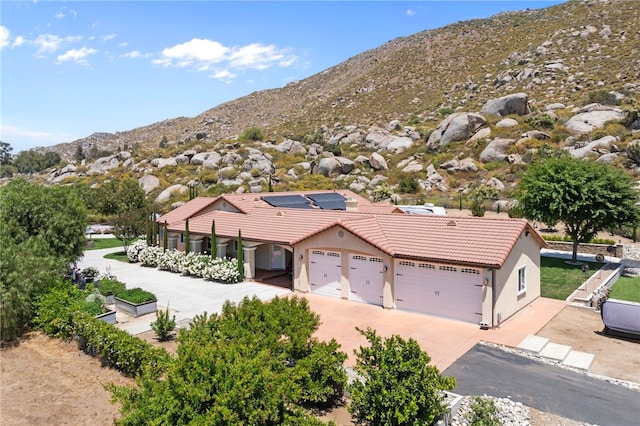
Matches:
[[157, 190, 546, 327]]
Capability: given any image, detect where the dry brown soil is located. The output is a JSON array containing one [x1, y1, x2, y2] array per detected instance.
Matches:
[[2, 306, 636, 425]]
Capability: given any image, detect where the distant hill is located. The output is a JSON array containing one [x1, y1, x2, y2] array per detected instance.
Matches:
[[20, 0, 640, 209]]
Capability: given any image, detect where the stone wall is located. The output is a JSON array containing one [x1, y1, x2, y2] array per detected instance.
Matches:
[[545, 241, 624, 258]]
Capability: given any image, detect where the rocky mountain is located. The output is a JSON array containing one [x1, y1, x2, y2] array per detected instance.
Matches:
[[29, 0, 640, 209]]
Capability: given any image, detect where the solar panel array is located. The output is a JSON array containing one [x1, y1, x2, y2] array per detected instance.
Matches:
[[262, 194, 313, 209], [306, 192, 346, 210], [262, 193, 347, 211]]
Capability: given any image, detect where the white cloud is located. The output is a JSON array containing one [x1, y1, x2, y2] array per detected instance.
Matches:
[[154, 38, 228, 67], [229, 43, 287, 70], [55, 12, 66, 19], [406, 9, 416, 17], [0, 26, 10, 49], [13, 35, 26, 48], [56, 47, 98, 65], [33, 34, 82, 55], [153, 38, 296, 79], [120, 50, 144, 59], [0, 125, 75, 153], [102, 34, 117, 42], [34, 34, 63, 54], [210, 69, 236, 82], [118, 42, 128, 48]]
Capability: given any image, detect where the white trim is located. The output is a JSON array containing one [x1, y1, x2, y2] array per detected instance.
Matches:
[[517, 265, 527, 295]]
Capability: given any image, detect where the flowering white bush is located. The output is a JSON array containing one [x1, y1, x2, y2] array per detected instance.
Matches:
[[139, 245, 163, 267], [127, 240, 148, 263], [126, 240, 241, 283]]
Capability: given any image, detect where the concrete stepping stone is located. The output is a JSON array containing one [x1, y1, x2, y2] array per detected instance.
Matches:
[[539, 342, 572, 361], [563, 350, 595, 370], [517, 334, 549, 354]]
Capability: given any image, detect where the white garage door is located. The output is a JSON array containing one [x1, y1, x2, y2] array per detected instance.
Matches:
[[349, 255, 384, 306], [395, 261, 483, 323], [309, 250, 342, 298]]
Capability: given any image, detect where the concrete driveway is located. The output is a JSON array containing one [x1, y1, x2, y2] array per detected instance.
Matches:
[[80, 246, 566, 370], [78, 247, 290, 333]]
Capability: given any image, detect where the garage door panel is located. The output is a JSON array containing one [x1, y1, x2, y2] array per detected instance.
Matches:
[[309, 250, 342, 298], [395, 261, 482, 323], [349, 255, 384, 306]]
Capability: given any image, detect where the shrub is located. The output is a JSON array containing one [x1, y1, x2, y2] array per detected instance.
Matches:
[[399, 176, 419, 194], [116, 287, 156, 304], [466, 396, 502, 426], [238, 126, 265, 141], [587, 90, 619, 106], [150, 305, 176, 341], [72, 312, 170, 378], [525, 113, 555, 129], [33, 281, 101, 338], [97, 278, 126, 297], [348, 327, 455, 426]]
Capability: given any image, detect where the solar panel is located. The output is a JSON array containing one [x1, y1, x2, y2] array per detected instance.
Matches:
[[314, 200, 346, 210], [263, 195, 311, 209], [306, 192, 346, 202], [307, 193, 346, 210]]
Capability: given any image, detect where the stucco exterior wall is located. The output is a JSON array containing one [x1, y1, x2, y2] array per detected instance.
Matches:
[[493, 231, 541, 326], [293, 226, 395, 308], [208, 198, 243, 213]]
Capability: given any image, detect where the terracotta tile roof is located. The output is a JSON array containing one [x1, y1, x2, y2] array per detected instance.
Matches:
[[157, 197, 217, 225], [335, 215, 545, 268], [171, 207, 362, 244], [162, 192, 545, 268]]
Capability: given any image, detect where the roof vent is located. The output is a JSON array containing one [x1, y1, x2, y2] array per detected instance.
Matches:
[[276, 211, 286, 217], [446, 220, 458, 227]]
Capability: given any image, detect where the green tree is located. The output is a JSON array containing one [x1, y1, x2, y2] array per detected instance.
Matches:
[[399, 176, 419, 194], [0, 180, 87, 341], [468, 184, 498, 217], [0, 141, 13, 165], [97, 178, 149, 251], [108, 296, 345, 425], [211, 220, 217, 258], [184, 219, 190, 254], [237, 229, 244, 281], [348, 327, 456, 426], [74, 144, 85, 162], [517, 156, 640, 262]]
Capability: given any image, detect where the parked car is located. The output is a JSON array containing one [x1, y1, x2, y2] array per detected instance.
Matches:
[[601, 298, 640, 338]]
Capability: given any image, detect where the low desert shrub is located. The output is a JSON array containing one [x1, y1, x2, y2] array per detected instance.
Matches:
[[151, 305, 176, 341]]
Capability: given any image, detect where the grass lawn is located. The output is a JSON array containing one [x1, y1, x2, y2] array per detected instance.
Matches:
[[540, 256, 602, 300], [104, 251, 129, 262], [86, 237, 124, 250], [610, 276, 640, 303]]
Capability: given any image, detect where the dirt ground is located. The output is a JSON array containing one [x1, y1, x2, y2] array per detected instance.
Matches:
[[2, 306, 636, 425]]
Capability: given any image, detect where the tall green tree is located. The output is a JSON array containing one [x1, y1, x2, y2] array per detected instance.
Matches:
[[210, 220, 217, 258], [348, 328, 456, 426], [184, 219, 190, 254], [0, 179, 87, 341], [237, 229, 244, 281], [517, 155, 640, 262]]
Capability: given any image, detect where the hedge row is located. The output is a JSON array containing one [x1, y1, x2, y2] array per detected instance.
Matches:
[[71, 312, 171, 378]]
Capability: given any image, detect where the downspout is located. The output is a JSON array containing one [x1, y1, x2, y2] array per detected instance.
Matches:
[[491, 268, 497, 328]]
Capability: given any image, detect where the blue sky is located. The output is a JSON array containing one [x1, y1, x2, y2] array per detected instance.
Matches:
[[1, 1, 565, 153]]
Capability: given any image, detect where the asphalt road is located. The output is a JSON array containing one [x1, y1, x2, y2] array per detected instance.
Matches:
[[443, 344, 640, 425]]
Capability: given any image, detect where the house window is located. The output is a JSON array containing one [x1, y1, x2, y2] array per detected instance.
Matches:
[[518, 265, 527, 294]]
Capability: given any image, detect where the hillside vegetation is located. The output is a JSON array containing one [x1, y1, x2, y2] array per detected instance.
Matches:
[[5, 0, 640, 212]]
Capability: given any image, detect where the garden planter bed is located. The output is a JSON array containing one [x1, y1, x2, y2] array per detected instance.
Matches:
[[95, 309, 117, 324], [114, 297, 157, 317]]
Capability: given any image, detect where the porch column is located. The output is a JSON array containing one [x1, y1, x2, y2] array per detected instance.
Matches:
[[217, 242, 228, 258], [243, 246, 258, 280], [191, 236, 204, 253]]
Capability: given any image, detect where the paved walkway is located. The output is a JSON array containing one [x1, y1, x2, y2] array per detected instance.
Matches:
[[78, 248, 290, 333], [80, 247, 567, 371]]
